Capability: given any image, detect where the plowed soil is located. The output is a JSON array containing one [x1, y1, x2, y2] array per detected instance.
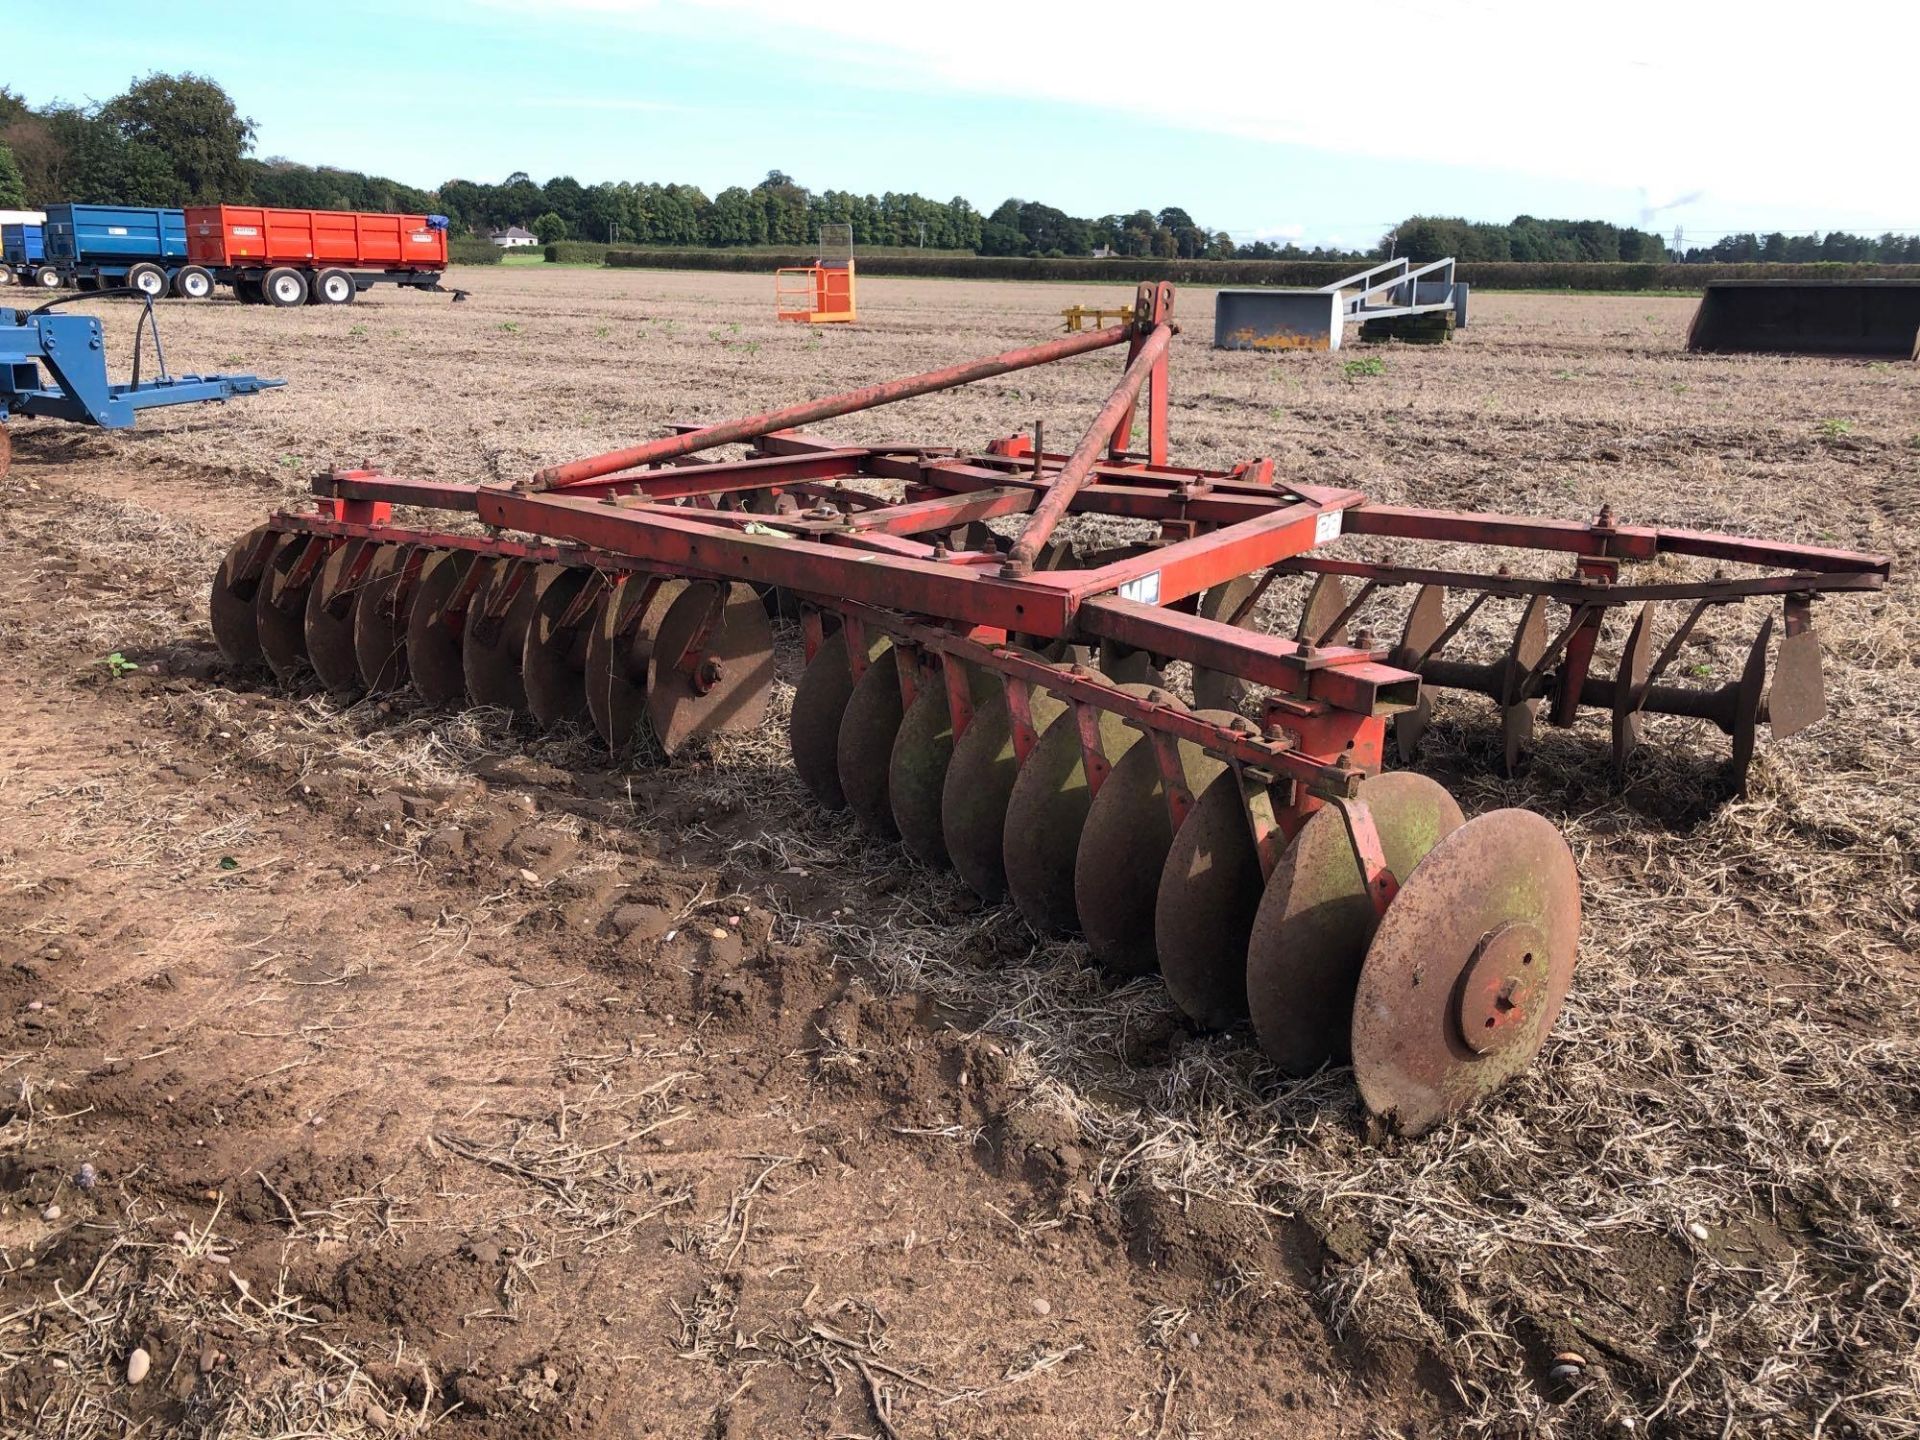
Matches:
[[0, 268, 1915, 1440]]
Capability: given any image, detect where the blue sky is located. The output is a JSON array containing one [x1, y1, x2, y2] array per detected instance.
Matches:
[[12, 0, 1916, 248]]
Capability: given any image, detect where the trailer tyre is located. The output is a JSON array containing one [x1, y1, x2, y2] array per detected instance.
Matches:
[[263, 267, 309, 307], [127, 263, 168, 299], [173, 265, 215, 300], [36, 269, 60, 289], [313, 269, 355, 305]]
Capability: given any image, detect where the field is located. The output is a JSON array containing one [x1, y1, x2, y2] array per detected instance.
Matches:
[[1, 267, 1915, 1439]]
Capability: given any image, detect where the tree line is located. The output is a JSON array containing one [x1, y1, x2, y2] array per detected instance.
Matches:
[[1, 74, 1912, 269]]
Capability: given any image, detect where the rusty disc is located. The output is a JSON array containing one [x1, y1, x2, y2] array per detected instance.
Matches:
[[789, 624, 883, 808], [1730, 616, 1772, 794], [1003, 683, 1154, 937], [1611, 602, 1653, 781], [210, 526, 272, 668], [837, 643, 905, 838], [523, 566, 597, 731], [351, 544, 412, 692], [1075, 703, 1230, 977], [1500, 596, 1549, 776], [1298, 574, 1349, 647], [645, 581, 775, 756], [1247, 773, 1466, 1076], [585, 575, 684, 753], [890, 662, 998, 869], [304, 540, 370, 698], [1391, 584, 1445, 763], [255, 532, 318, 682], [462, 558, 542, 714], [1191, 576, 1261, 712], [404, 551, 472, 707], [1351, 807, 1580, 1135], [941, 659, 1067, 903], [1156, 763, 1264, 1030]]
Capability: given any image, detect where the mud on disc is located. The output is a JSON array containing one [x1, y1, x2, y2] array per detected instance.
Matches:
[[941, 656, 1066, 904], [837, 644, 905, 838], [304, 540, 372, 698], [255, 532, 319, 682], [1351, 807, 1580, 1135], [463, 559, 544, 715], [585, 575, 684, 753], [1075, 703, 1231, 977], [405, 551, 472, 707], [644, 581, 775, 756], [1156, 765, 1264, 1030], [210, 525, 273, 668], [352, 544, 413, 693], [523, 565, 597, 731], [1246, 773, 1464, 1076], [890, 662, 999, 869], [789, 627, 871, 809], [1004, 683, 1157, 938]]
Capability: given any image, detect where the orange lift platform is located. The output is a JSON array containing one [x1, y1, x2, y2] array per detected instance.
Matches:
[[776, 223, 856, 324]]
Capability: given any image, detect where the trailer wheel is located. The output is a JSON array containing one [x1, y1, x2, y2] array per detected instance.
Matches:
[[313, 269, 355, 306], [263, 267, 309, 307], [127, 263, 168, 299], [34, 268, 61, 289], [172, 265, 215, 300]]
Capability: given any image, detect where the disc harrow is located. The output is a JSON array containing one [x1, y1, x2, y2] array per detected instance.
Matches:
[[205, 283, 1889, 1135]]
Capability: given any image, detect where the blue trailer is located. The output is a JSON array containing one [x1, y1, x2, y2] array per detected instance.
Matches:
[[42, 204, 216, 300], [1, 221, 59, 290], [1, 295, 283, 478]]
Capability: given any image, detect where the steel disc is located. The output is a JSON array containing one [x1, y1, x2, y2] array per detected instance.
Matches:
[[1075, 703, 1231, 976], [1730, 616, 1772, 794], [1500, 597, 1548, 776], [523, 566, 597, 731], [1768, 623, 1825, 740], [1298, 574, 1349, 646], [405, 551, 472, 707], [585, 575, 684, 752], [463, 559, 542, 714], [1351, 808, 1580, 1135], [255, 533, 319, 682], [1391, 585, 1446, 763], [210, 526, 272, 668], [837, 644, 905, 837], [644, 581, 775, 756], [1003, 683, 1155, 937], [1611, 602, 1653, 780], [352, 544, 412, 692], [304, 540, 370, 698], [1156, 765, 1265, 1030], [1246, 773, 1466, 1076], [941, 660, 1067, 903], [790, 628, 862, 808], [1192, 577, 1260, 711], [890, 663, 998, 868]]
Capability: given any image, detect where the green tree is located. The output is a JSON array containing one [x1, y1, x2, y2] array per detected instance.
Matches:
[[532, 210, 568, 244], [0, 143, 24, 207], [99, 72, 254, 202]]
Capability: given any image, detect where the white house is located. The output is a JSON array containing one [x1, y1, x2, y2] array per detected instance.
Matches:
[[489, 226, 538, 248]]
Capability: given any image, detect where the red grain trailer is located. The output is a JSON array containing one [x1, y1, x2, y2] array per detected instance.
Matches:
[[185, 206, 458, 306]]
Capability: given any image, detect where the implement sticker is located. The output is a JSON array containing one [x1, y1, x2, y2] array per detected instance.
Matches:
[[1315, 509, 1343, 545], [1118, 572, 1161, 605]]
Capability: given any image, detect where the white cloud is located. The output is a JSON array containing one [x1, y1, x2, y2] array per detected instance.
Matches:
[[476, 0, 1917, 226]]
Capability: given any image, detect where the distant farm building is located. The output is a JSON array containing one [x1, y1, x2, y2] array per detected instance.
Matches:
[[489, 226, 537, 248]]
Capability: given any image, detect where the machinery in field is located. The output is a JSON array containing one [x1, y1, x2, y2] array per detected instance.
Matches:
[[776, 223, 857, 324], [206, 283, 1888, 1134], [1688, 279, 1920, 360], [185, 205, 461, 305], [1, 216, 53, 288], [1, 295, 282, 479], [1215, 257, 1469, 351]]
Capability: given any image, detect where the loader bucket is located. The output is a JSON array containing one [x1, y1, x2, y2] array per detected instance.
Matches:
[[1214, 289, 1346, 352], [1687, 280, 1920, 360]]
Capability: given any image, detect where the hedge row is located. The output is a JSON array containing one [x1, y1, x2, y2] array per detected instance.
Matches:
[[447, 236, 503, 265], [544, 240, 611, 264], [603, 249, 1920, 292]]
